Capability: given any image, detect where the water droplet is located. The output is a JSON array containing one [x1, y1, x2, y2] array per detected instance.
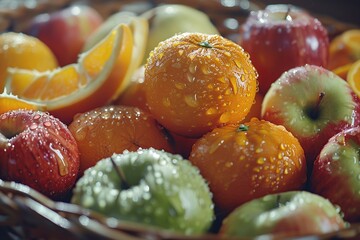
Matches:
[[219, 112, 231, 123], [158, 52, 164, 60], [201, 65, 210, 75], [184, 95, 198, 107], [175, 82, 185, 90], [29, 123, 37, 130], [225, 162, 233, 168], [33, 114, 41, 120], [257, 157, 265, 164], [224, 51, 231, 57], [43, 121, 52, 127], [162, 98, 170, 107], [206, 108, 217, 115], [101, 111, 111, 120], [229, 77, 238, 94], [178, 49, 184, 56], [75, 127, 87, 141], [218, 76, 226, 83], [189, 63, 197, 74], [49, 143, 68, 176]]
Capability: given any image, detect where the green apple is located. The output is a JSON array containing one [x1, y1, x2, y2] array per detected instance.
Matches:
[[141, 4, 219, 64], [220, 191, 347, 238], [71, 148, 214, 235]]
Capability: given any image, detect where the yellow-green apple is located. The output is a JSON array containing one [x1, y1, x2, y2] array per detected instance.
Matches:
[[25, 5, 103, 66], [239, 4, 329, 95], [0, 110, 80, 199], [140, 4, 219, 64], [311, 126, 360, 222], [71, 148, 214, 235], [220, 191, 347, 238], [262, 65, 360, 169]]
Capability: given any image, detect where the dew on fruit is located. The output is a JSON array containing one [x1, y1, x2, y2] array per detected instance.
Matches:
[[186, 72, 195, 82], [184, 94, 199, 108], [256, 157, 265, 164], [175, 82, 186, 90], [33, 114, 41, 120], [229, 77, 238, 94], [219, 111, 231, 123], [43, 121, 52, 127], [29, 123, 37, 130], [49, 142, 68, 176], [162, 98, 170, 107], [206, 107, 217, 115], [225, 161, 233, 168]]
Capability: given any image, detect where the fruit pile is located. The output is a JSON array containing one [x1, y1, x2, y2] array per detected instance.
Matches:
[[0, 2, 360, 239]]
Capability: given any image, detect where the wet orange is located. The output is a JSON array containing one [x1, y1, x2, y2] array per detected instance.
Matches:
[[113, 65, 149, 112], [329, 29, 360, 70], [144, 32, 258, 138], [189, 118, 307, 214], [68, 105, 174, 175], [0, 32, 58, 91]]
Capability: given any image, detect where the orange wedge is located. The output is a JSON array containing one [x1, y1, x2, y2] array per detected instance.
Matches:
[[0, 92, 44, 115], [5, 19, 147, 124], [329, 29, 360, 70], [332, 63, 353, 80], [347, 59, 360, 97]]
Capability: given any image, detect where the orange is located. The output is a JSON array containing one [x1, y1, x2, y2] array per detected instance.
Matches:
[[347, 59, 360, 98], [332, 63, 353, 80], [113, 65, 149, 112], [0, 92, 44, 115], [68, 105, 174, 175], [144, 32, 258, 138], [189, 118, 307, 215], [0, 32, 58, 91], [5, 18, 148, 124], [329, 29, 360, 70]]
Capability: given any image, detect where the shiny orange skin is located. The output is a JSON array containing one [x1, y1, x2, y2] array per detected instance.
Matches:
[[144, 32, 258, 138], [189, 118, 307, 214], [68, 105, 174, 175]]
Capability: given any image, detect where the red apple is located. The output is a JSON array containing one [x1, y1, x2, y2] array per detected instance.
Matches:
[[262, 65, 360, 169], [0, 110, 80, 199], [25, 5, 103, 66], [311, 126, 360, 222], [239, 4, 329, 95], [220, 191, 347, 238]]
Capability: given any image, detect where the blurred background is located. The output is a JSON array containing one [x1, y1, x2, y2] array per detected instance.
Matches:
[[1, 0, 359, 40]]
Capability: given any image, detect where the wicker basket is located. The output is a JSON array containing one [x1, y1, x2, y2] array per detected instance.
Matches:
[[0, 1, 359, 239]]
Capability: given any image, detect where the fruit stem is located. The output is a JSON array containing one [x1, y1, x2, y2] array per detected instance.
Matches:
[[284, 5, 292, 21], [199, 41, 213, 48], [276, 194, 281, 208], [110, 156, 130, 190], [237, 124, 249, 132], [308, 92, 325, 120]]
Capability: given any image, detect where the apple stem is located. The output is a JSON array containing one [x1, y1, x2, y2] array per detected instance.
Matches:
[[110, 156, 130, 190], [284, 5, 292, 21], [308, 92, 325, 120], [276, 194, 281, 208]]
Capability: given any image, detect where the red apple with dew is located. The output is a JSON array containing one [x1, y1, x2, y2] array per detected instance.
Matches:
[[239, 4, 329, 95], [262, 64, 360, 169], [220, 191, 347, 238], [25, 5, 103, 66], [0, 110, 80, 199], [311, 126, 360, 222]]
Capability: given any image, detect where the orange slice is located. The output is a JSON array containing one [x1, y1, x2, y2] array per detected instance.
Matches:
[[0, 92, 44, 115], [332, 63, 353, 80], [4, 20, 146, 124], [329, 29, 360, 70], [347, 59, 360, 97]]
